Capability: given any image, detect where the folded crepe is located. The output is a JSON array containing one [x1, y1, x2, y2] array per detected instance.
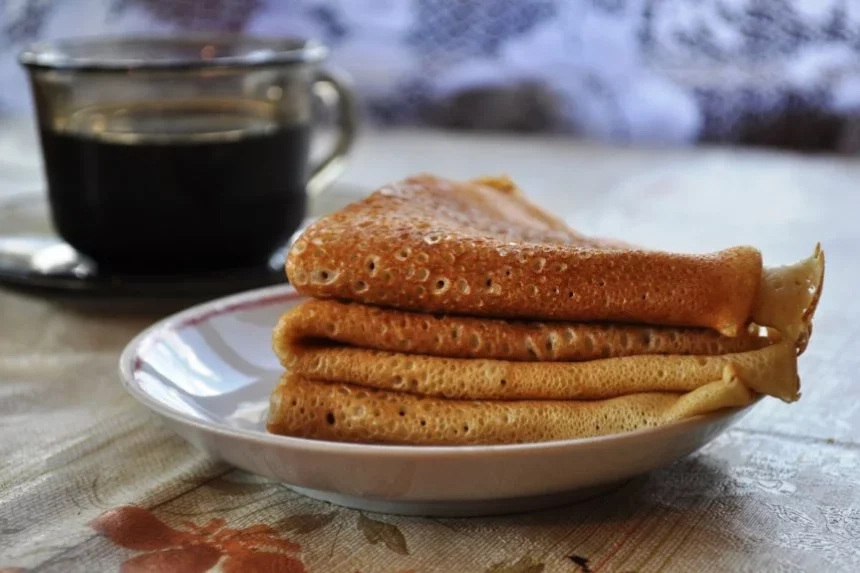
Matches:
[[274, 300, 800, 401], [287, 174, 820, 338], [275, 299, 773, 362], [268, 372, 756, 445], [268, 175, 825, 445]]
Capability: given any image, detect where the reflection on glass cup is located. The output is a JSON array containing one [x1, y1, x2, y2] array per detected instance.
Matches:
[[20, 35, 356, 273]]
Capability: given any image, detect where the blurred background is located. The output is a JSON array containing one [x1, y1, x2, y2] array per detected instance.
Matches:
[[3, 0, 860, 152]]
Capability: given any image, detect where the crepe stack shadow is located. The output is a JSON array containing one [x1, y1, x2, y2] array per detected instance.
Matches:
[[267, 174, 825, 445]]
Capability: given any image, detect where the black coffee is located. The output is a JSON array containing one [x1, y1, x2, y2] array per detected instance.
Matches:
[[39, 100, 310, 273]]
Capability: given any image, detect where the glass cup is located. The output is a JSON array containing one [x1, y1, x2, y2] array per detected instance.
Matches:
[[19, 35, 356, 273]]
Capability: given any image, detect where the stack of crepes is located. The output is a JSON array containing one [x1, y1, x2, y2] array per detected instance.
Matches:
[[267, 175, 825, 445]]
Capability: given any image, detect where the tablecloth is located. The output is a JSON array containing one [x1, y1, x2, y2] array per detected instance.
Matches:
[[1, 122, 858, 572]]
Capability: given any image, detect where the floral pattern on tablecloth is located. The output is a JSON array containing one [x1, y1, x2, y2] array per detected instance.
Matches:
[[90, 506, 305, 572], [2, 427, 859, 572]]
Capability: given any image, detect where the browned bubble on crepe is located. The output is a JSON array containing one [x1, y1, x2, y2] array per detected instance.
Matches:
[[287, 174, 764, 336], [266, 373, 756, 445]]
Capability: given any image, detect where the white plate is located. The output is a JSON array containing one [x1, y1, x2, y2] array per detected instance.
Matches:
[[120, 285, 755, 517]]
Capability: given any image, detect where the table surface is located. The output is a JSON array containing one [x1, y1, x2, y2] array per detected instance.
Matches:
[[0, 117, 858, 573]]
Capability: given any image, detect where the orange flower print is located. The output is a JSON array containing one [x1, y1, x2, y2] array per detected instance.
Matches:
[[90, 505, 305, 573]]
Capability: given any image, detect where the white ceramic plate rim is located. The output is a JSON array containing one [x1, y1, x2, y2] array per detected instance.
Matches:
[[119, 284, 756, 458]]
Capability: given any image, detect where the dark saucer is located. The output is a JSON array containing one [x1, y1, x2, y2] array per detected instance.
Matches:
[[0, 184, 364, 298], [0, 235, 292, 297]]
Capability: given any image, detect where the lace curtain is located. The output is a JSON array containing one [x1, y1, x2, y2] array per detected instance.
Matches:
[[3, 0, 860, 150]]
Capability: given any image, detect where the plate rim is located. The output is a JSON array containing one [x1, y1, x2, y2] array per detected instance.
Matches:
[[119, 283, 757, 457]]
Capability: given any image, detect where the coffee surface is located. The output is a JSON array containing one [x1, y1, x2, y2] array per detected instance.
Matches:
[[41, 99, 310, 272]]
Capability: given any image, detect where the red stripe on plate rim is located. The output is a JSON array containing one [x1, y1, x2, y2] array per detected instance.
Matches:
[[132, 288, 303, 373]]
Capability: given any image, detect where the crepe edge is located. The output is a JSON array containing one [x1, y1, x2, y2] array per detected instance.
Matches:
[[752, 243, 825, 353]]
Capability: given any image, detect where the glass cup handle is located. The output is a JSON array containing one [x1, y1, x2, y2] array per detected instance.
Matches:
[[306, 68, 358, 197]]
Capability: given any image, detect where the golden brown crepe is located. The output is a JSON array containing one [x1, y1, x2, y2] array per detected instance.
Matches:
[[274, 245, 823, 405], [267, 372, 756, 445], [273, 299, 801, 402], [287, 174, 765, 336], [267, 174, 826, 446], [278, 338, 799, 402], [274, 299, 773, 363]]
